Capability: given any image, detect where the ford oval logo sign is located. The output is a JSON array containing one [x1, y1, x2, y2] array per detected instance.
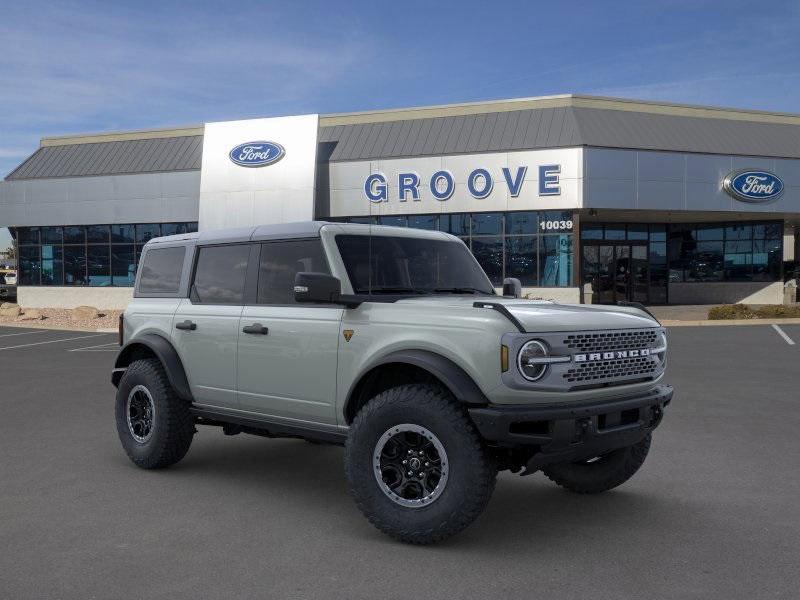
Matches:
[[723, 169, 784, 203], [229, 141, 285, 167]]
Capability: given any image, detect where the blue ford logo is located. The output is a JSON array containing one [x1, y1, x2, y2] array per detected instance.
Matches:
[[229, 141, 285, 167], [723, 169, 784, 203]]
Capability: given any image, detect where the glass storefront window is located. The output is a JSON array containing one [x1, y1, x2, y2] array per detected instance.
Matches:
[[161, 223, 192, 236], [86, 225, 109, 243], [471, 237, 503, 286], [506, 212, 537, 235], [41, 245, 63, 286], [627, 224, 648, 240], [581, 224, 603, 239], [41, 227, 63, 245], [136, 224, 161, 244], [64, 226, 85, 244], [339, 211, 576, 288], [439, 214, 470, 236], [111, 224, 135, 243], [505, 236, 537, 285], [378, 216, 407, 227], [18, 227, 40, 245], [64, 246, 87, 285], [407, 215, 438, 231], [14, 222, 197, 287], [87, 245, 111, 286], [696, 225, 723, 241], [112, 246, 136, 286], [667, 220, 782, 284], [725, 224, 752, 240], [604, 224, 626, 240], [540, 235, 572, 287], [649, 225, 666, 242], [19, 246, 40, 285], [471, 213, 503, 236]]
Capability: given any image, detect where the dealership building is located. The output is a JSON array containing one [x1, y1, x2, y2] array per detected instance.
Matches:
[[1, 93, 799, 309]]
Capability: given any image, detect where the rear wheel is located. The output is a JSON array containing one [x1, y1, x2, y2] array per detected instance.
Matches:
[[345, 383, 496, 544], [542, 434, 652, 494], [115, 358, 194, 469]]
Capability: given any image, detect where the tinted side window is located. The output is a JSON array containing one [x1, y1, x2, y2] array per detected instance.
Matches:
[[258, 240, 329, 304], [138, 246, 186, 294], [192, 245, 250, 304]]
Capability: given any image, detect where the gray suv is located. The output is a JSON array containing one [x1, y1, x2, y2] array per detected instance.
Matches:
[[113, 221, 672, 544]]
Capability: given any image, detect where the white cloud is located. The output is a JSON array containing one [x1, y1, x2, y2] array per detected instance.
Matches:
[[0, 2, 372, 176]]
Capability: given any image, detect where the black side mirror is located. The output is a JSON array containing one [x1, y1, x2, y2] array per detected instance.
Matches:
[[294, 272, 342, 304], [502, 277, 522, 298]]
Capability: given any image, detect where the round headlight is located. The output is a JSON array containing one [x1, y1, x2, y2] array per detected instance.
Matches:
[[517, 340, 549, 381]]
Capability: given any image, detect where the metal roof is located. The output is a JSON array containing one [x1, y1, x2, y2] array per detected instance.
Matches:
[[320, 106, 800, 161], [319, 107, 582, 161], [8, 94, 800, 180], [6, 135, 203, 180]]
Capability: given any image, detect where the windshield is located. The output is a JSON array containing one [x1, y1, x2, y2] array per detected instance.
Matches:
[[335, 234, 495, 295]]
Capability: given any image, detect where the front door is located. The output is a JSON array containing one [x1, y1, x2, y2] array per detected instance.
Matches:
[[583, 242, 649, 304], [236, 239, 343, 425]]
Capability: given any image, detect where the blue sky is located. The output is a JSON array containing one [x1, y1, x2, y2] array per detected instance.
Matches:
[[1, 0, 799, 250]]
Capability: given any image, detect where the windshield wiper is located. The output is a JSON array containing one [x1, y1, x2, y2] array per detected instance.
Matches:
[[433, 287, 493, 295]]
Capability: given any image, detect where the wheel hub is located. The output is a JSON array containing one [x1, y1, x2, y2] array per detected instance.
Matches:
[[373, 424, 449, 508], [126, 385, 155, 444]]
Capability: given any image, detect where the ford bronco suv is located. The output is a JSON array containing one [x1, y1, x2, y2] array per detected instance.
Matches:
[[113, 222, 672, 544]]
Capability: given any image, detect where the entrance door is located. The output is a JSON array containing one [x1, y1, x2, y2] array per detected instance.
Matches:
[[583, 242, 649, 304]]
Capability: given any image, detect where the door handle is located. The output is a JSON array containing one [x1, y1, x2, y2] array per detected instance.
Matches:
[[175, 320, 197, 331], [242, 323, 269, 335]]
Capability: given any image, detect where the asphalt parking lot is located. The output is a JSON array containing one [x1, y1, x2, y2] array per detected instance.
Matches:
[[1, 324, 799, 599]]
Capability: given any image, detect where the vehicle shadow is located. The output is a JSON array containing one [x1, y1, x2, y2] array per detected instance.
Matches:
[[151, 432, 677, 549]]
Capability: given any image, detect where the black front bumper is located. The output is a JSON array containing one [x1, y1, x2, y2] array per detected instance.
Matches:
[[468, 384, 673, 469]]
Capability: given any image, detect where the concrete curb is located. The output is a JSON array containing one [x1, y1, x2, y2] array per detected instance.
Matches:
[[661, 317, 800, 327]]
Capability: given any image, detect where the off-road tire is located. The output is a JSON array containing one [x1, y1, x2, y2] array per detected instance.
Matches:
[[345, 383, 497, 545], [115, 358, 194, 469], [542, 434, 652, 494]]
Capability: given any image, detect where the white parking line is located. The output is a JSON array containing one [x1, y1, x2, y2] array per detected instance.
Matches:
[[771, 324, 795, 346], [0, 333, 108, 351], [68, 341, 119, 352], [0, 330, 49, 338]]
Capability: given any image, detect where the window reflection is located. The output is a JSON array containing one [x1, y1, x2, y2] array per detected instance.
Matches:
[[14, 222, 198, 287]]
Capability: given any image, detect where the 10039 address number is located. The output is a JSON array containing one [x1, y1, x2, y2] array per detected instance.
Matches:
[[539, 220, 573, 232]]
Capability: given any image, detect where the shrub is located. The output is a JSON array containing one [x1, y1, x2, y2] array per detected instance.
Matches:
[[707, 304, 757, 320], [708, 304, 800, 319]]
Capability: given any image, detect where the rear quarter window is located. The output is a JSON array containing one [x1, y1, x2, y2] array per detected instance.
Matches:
[[137, 246, 186, 295]]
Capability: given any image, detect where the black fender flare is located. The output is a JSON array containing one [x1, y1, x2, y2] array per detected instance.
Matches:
[[345, 349, 488, 421], [112, 333, 192, 401]]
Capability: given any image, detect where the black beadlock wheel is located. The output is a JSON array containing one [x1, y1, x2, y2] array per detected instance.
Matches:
[[115, 358, 194, 469], [345, 383, 497, 545], [542, 434, 652, 494]]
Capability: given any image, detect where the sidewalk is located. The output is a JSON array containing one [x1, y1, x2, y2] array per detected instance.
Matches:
[[646, 304, 800, 327]]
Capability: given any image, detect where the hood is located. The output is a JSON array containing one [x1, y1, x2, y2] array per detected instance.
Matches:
[[395, 296, 658, 332]]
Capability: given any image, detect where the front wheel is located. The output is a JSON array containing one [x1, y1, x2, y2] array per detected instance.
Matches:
[[542, 434, 652, 494], [345, 383, 497, 545]]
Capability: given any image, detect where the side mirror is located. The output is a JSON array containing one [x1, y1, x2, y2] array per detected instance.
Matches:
[[502, 277, 522, 298], [294, 272, 342, 304]]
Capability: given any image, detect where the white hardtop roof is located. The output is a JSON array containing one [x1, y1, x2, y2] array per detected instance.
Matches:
[[145, 221, 455, 247]]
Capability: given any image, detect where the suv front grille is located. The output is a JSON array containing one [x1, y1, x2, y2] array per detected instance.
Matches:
[[563, 330, 659, 353], [563, 356, 658, 384]]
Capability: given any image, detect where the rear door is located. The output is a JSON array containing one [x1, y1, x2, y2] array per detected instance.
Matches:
[[237, 239, 343, 425], [172, 243, 254, 410]]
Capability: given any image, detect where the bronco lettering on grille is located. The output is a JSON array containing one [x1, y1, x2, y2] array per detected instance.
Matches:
[[574, 348, 651, 362]]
